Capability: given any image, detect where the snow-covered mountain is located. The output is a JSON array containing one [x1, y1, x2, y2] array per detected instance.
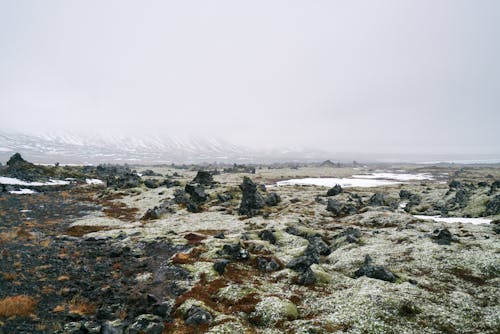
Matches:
[[0, 131, 329, 164]]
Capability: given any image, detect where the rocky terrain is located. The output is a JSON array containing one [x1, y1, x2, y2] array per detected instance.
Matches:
[[0, 154, 499, 333]]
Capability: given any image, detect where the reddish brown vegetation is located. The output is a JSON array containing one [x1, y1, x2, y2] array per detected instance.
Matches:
[[0, 295, 37, 318]]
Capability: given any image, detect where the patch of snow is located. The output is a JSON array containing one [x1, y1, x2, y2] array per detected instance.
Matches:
[[0, 176, 70, 186], [277, 178, 399, 188], [85, 178, 104, 185], [0, 147, 12, 152], [9, 189, 37, 194], [352, 172, 434, 181], [414, 215, 491, 225]]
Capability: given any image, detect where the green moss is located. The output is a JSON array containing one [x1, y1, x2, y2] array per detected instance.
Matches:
[[251, 297, 299, 327]]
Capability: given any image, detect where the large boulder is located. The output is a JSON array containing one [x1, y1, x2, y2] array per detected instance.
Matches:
[[238, 177, 265, 216], [192, 170, 214, 187]]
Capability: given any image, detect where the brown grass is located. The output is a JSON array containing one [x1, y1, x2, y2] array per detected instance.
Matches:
[[171, 247, 205, 265], [66, 225, 108, 237], [53, 297, 96, 316], [0, 295, 37, 318], [102, 200, 138, 221], [2, 273, 16, 281], [69, 298, 96, 316], [183, 233, 207, 245]]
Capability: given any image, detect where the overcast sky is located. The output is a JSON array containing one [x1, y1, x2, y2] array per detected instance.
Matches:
[[1, 0, 499, 154]]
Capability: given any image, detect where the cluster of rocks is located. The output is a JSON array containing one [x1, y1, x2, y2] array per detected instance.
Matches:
[[285, 231, 331, 285], [238, 177, 281, 217], [399, 189, 421, 212], [223, 164, 256, 174], [142, 200, 175, 220], [326, 198, 359, 217], [95, 164, 142, 189], [172, 171, 214, 213]]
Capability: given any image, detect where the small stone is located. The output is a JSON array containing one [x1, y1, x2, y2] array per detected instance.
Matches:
[[213, 232, 225, 239], [432, 228, 456, 245], [102, 319, 126, 334], [259, 229, 276, 244], [126, 314, 164, 334], [297, 267, 317, 285], [354, 255, 397, 283], [213, 259, 231, 275], [256, 257, 281, 272], [265, 192, 281, 206], [184, 306, 212, 326], [63, 322, 83, 334], [221, 244, 249, 260], [326, 184, 342, 196]]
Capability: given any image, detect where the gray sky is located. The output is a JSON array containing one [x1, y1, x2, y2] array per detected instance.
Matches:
[[1, 0, 499, 154]]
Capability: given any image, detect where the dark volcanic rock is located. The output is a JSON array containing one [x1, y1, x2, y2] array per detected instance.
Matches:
[[259, 229, 277, 244], [484, 195, 500, 216], [354, 255, 397, 283], [142, 201, 174, 220], [432, 228, 457, 245], [326, 199, 358, 217], [220, 243, 249, 260], [126, 314, 164, 334], [213, 259, 231, 275], [159, 178, 181, 188], [238, 177, 265, 216], [192, 170, 214, 187], [492, 220, 500, 234], [213, 232, 225, 239], [306, 235, 330, 256], [256, 257, 281, 272], [217, 192, 233, 203], [173, 189, 189, 204], [6, 152, 26, 166], [144, 179, 160, 189], [94, 164, 142, 188], [449, 180, 462, 189], [368, 193, 387, 206], [265, 192, 281, 206], [1, 152, 77, 183], [286, 256, 316, 272], [184, 306, 212, 326], [319, 160, 337, 167], [326, 184, 343, 196], [399, 190, 413, 199], [223, 164, 256, 174], [186, 201, 202, 213], [453, 189, 469, 208], [184, 183, 208, 203], [333, 227, 361, 244], [297, 267, 317, 286], [141, 169, 162, 177]]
